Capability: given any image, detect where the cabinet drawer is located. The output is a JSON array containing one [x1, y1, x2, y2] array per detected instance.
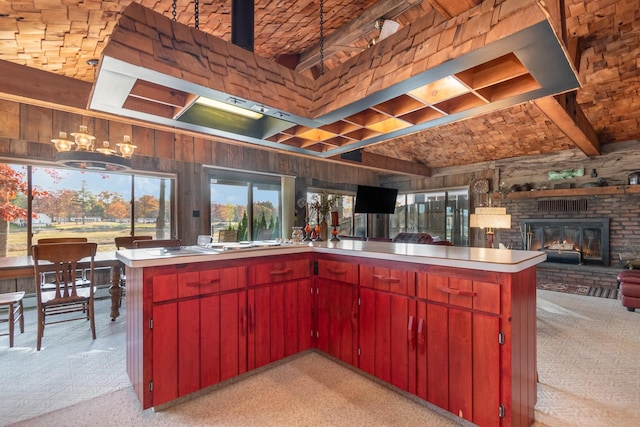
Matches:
[[360, 265, 414, 295], [249, 259, 310, 285], [418, 274, 501, 314], [152, 273, 178, 302], [317, 259, 358, 285], [173, 266, 246, 298]]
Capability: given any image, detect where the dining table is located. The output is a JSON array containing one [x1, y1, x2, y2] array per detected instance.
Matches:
[[0, 251, 124, 320]]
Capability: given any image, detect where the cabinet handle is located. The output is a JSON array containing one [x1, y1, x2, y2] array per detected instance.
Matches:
[[203, 278, 220, 285], [250, 305, 255, 333], [270, 268, 293, 275], [351, 300, 358, 327], [241, 307, 247, 336], [439, 287, 477, 297], [373, 274, 400, 283], [417, 318, 425, 350], [407, 316, 415, 350], [328, 268, 348, 275]]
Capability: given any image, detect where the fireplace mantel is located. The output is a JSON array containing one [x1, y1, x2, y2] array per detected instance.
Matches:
[[493, 185, 640, 200]]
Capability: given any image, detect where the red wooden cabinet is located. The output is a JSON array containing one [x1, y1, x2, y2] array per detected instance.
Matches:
[[146, 264, 247, 407], [316, 259, 358, 366], [359, 264, 415, 390], [416, 271, 501, 426], [248, 257, 312, 370], [127, 252, 537, 426]]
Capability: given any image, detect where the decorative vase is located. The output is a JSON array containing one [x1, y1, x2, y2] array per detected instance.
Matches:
[[320, 217, 328, 241]]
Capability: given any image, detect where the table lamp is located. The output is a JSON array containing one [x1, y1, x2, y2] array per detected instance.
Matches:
[[469, 206, 511, 248]]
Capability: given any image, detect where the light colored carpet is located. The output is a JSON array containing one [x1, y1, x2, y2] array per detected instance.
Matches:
[[534, 290, 640, 427], [8, 352, 470, 427], [2, 291, 640, 427]]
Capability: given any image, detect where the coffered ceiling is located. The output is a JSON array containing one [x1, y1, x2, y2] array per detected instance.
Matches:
[[0, 0, 638, 174]]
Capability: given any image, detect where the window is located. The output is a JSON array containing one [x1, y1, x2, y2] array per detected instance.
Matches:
[[0, 162, 175, 257], [209, 170, 282, 242], [391, 188, 469, 245], [306, 191, 357, 237]]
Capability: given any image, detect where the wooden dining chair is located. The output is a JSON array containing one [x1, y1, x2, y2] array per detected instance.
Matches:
[[133, 238, 182, 249], [0, 291, 25, 348], [31, 242, 98, 351], [113, 236, 153, 315], [37, 237, 88, 244], [114, 235, 152, 250]]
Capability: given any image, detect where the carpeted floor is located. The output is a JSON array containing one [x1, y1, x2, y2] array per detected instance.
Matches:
[[3, 290, 640, 427]]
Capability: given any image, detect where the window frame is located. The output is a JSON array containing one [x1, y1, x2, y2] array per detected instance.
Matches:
[[0, 159, 176, 255], [208, 167, 283, 241]]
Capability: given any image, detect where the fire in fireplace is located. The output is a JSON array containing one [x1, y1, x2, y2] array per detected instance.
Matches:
[[521, 218, 610, 266]]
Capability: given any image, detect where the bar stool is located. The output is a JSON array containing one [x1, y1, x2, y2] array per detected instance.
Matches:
[[0, 291, 25, 348]]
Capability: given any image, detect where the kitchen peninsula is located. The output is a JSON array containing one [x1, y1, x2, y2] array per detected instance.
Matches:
[[117, 242, 545, 427]]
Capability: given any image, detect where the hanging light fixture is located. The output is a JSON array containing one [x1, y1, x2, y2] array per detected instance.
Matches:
[[51, 125, 136, 171]]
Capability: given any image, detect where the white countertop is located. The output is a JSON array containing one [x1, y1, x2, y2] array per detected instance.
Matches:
[[116, 240, 546, 273]]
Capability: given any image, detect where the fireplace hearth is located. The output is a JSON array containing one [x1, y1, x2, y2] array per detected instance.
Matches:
[[522, 218, 610, 266]]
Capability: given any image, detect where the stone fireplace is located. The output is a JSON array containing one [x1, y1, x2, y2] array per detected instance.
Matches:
[[521, 218, 610, 266]]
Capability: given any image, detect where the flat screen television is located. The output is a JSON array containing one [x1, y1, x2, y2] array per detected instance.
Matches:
[[354, 185, 398, 214]]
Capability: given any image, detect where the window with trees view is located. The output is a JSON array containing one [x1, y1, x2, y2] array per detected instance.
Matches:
[[306, 191, 356, 236], [210, 173, 281, 242], [0, 162, 173, 257], [391, 189, 469, 245]]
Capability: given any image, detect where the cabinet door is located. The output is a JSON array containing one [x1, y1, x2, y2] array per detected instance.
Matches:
[[360, 264, 415, 390], [361, 287, 410, 386], [151, 273, 178, 407], [178, 298, 200, 396], [152, 301, 178, 406], [316, 277, 358, 366], [249, 279, 314, 368], [417, 274, 501, 426], [284, 278, 313, 356], [248, 286, 271, 370], [200, 293, 220, 388], [390, 293, 414, 392], [219, 290, 247, 381], [297, 278, 313, 352]]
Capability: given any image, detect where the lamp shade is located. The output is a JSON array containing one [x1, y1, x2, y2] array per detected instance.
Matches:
[[469, 207, 512, 229]]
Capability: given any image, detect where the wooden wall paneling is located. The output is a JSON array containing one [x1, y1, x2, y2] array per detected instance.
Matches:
[[242, 145, 268, 172], [212, 141, 233, 169], [154, 129, 175, 159], [20, 104, 52, 143], [0, 101, 20, 139], [175, 160, 202, 245], [132, 126, 155, 158], [26, 138, 54, 160], [175, 133, 195, 163], [49, 110, 82, 140], [106, 120, 133, 148], [193, 137, 213, 165], [6, 139, 28, 159], [88, 116, 107, 146], [226, 144, 246, 170], [199, 161, 211, 236]]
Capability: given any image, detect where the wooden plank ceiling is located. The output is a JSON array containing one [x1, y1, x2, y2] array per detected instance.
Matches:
[[0, 0, 638, 173]]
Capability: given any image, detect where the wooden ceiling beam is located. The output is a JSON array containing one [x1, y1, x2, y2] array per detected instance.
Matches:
[[295, 0, 424, 73], [533, 32, 599, 157], [0, 60, 91, 113], [534, 93, 600, 156], [334, 150, 431, 176]]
